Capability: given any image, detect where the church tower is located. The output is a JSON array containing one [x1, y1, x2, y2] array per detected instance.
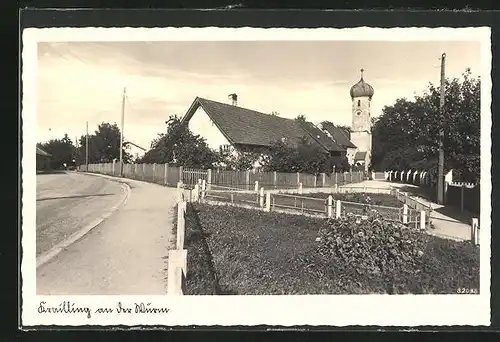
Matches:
[[349, 69, 374, 171]]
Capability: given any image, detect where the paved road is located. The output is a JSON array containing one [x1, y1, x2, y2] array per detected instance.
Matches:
[[36, 173, 177, 295], [36, 172, 126, 257]]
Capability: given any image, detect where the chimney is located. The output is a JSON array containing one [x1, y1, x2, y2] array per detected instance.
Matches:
[[228, 93, 238, 106]]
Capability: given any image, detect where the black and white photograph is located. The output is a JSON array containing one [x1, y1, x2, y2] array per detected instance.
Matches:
[[22, 27, 491, 326]]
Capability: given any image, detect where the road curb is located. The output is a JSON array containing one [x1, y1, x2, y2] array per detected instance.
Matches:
[[36, 177, 131, 269]]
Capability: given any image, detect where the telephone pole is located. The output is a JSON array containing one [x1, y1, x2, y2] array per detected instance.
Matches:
[[119, 87, 126, 177], [437, 53, 446, 204], [85, 121, 89, 171]]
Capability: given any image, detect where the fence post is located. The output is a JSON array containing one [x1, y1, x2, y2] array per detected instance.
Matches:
[[259, 187, 265, 208], [201, 180, 206, 200], [265, 192, 271, 212], [313, 175, 317, 188], [245, 170, 250, 190], [152, 163, 156, 182], [335, 172, 338, 185], [297, 172, 300, 185], [167, 249, 187, 295], [420, 211, 426, 230], [335, 200, 341, 219], [177, 182, 183, 202], [178, 165, 183, 184], [334, 184, 338, 193], [273, 171, 277, 188], [461, 184, 465, 212], [327, 195, 333, 218], [142, 163, 146, 180], [193, 184, 199, 202], [471, 218, 479, 245], [403, 204, 408, 224], [112, 161, 115, 176], [298, 182, 303, 194], [164, 163, 169, 185], [321, 173, 326, 187], [207, 169, 212, 190], [254, 181, 259, 192]]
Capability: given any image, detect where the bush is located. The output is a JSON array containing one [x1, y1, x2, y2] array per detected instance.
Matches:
[[316, 213, 479, 294]]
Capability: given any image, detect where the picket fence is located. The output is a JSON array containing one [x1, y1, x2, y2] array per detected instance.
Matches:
[[385, 169, 479, 215], [78, 162, 365, 189]]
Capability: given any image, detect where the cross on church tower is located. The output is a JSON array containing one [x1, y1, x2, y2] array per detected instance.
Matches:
[[360, 68, 364, 78]]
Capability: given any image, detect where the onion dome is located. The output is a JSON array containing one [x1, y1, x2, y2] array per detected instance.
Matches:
[[350, 69, 374, 99]]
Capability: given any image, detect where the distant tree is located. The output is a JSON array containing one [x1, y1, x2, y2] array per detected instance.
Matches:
[[333, 155, 351, 173], [371, 69, 480, 182], [216, 146, 261, 171], [260, 137, 336, 174], [76, 122, 132, 165], [270, 111, 280, 116], [337, 125, 351, 133], [139, 115, 219, 169], [38, 134, 76, 170]]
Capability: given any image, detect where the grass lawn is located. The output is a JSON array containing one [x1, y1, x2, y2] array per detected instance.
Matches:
[[184, 203, 480, 295]]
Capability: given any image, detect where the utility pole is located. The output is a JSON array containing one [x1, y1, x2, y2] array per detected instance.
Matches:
[[437, 53, 446, 204], [85, 121, 89, 171], [119, 87, 126, 177]]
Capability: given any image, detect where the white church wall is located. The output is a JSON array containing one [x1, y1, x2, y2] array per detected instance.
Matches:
[[351, 96, 371, 132], [187, 106, 232, 151]]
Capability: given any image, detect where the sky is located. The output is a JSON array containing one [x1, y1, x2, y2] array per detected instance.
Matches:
[[36, 40, 481, 153]]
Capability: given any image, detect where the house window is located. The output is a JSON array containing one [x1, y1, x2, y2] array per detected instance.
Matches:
[[357, 100, 361, 107]]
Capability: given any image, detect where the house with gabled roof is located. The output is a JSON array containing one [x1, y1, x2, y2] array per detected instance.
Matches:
[[180, 96, 355, 169], [36, 146, 52, 171], [179, 70, 375, 171]]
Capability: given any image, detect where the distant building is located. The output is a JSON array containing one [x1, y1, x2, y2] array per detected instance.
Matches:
[[36, 146, 51, 172], [180, 96, 355, 169], [179, 70, 374, 171]]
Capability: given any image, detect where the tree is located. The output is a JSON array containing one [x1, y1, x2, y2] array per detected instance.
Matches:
[[371, 69, 480, 182], [260, 137, 338, 174], [139, 115, 219, 169], [37, 134, 76, 170], [76, 122, 132, 165], [215, 146, 261, 171]]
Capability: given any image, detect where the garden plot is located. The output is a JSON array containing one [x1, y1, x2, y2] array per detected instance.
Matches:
[[183, 203, 479, 295]]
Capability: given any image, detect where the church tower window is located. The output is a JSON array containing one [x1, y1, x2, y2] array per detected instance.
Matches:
[[357, 100, 361, 107]]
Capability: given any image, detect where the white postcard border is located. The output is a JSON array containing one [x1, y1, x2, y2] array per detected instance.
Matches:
[[22, 26, 492, 327]]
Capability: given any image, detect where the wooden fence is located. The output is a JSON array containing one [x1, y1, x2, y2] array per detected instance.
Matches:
[[192, 183, 430, 230], [78, 163, 365, 189]]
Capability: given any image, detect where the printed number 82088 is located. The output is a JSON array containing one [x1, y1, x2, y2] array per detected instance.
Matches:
[[457, 288, 478, 294]]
